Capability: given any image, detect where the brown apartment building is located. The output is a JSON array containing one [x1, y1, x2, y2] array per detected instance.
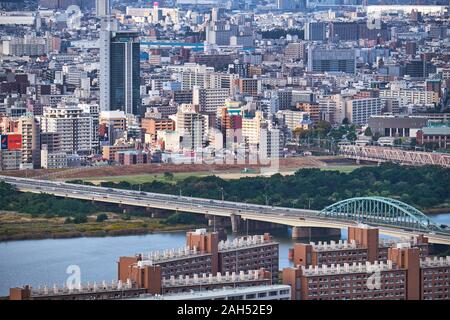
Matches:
[[9, 229, 277, 300], [9, 269, 272, 300], [141, 118, 175, 142], [290, 225, 429, 267], [118, 229, 279, 289], [283, 244, 450, 300]]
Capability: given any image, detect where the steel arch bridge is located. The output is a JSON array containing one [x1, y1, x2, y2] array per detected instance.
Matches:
[[319, 197, 446, 233]]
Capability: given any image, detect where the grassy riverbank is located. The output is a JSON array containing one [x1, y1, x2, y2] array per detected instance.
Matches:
[[0, 211, 206, 242]]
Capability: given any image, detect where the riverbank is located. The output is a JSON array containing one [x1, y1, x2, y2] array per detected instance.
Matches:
[[0, 211, 206, 242]]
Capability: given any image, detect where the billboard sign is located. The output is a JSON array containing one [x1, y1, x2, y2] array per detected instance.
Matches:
[[0, 135, 7, 150], [7, 134, 22, 151]]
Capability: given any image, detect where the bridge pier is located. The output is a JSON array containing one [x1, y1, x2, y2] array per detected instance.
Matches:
[[230, 214, 241, 233], [147, 208, 172, 218], [206, 215, 231, 229], [292, 227, 341, 239]]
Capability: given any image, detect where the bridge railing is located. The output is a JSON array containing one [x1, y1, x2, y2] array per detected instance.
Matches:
[[339, 145, 450, 168]]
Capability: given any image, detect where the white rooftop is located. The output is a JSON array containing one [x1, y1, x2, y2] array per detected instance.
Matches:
[[128, 284, 291, 300]]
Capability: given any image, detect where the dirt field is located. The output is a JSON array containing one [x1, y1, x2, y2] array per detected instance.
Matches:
[[0, 156, 357, 181]]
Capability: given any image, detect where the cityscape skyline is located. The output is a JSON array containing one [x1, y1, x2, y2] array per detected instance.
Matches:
[[0, 0, 449, 306]]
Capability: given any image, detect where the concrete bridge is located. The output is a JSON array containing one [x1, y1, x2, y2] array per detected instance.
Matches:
[[1, 175, 450, 245]]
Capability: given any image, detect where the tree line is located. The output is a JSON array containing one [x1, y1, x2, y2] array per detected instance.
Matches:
[[70, 164, 449, 211]]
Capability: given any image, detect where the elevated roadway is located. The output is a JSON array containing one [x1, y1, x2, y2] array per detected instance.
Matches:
[[1, 175, 449, 245]]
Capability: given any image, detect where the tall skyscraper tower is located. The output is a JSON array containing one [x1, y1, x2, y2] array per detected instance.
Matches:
[[96, 0, 110, 17], [100, 29, 141, 115]]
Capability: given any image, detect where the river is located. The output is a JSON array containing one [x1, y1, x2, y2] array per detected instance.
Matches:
[[0, 213, 448, 296]]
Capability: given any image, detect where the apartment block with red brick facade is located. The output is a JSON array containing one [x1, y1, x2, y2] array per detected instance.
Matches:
[[118, 229, 279, 291], [290, 225, 429, 268], [283, 244, 450, 300]]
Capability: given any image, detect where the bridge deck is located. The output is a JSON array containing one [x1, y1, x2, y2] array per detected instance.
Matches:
[[1, 175, 449, 245]]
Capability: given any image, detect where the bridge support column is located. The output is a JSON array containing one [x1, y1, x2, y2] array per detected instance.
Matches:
[[292, 227, 341, 239], [206, 215, 231, 228], [148, 208, 172, 218], [230, 214, 241, 233]]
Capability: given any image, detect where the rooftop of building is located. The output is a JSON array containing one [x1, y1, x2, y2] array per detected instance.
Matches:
[[23, 279, 139, 298], [421, 126, 450, 135], [137, 246, 211, 267], [307, 239, 360, 252], [162, 269, 268, 288], [298, 255, 450, 277], [304, 237, 427, 252], [420, 256, 450, 269], [128, 284, 290, 300], [116, 150, 146, 155], [218, 235, 277, 252], [300, 260, 399, 277], [369, 114, 429, 119]]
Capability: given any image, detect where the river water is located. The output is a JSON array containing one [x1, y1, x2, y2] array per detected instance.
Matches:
[[0, 213, 448, 296]]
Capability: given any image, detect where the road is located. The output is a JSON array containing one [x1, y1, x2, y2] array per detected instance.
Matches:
[[1, 175, 450, 245]]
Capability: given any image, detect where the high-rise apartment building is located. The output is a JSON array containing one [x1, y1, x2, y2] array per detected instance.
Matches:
[[283, 244, 449, 300], [192, 86, 230, 113], [95, 0, 109, 17], [344, 98, 383, 125], [100, 30, 141, 115], [18, 115, 40, 169], [242, 111, 264, 146], [118, 229, 279, 289], [176, 104, 207, 151], [40, 106, 94, 155], [289, 225, 429, 268]]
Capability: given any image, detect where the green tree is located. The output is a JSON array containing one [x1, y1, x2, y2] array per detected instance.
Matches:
[[73, 215, 87, 224], [96, 213, 108, 222], [364, 127, 373, 136], [164, 172, 174, 180], [347, 132, 357, 141]]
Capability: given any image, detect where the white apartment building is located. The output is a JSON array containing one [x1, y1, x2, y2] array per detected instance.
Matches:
[[40, 106, 94, 155], [156, 130, 180, 152], [276, 110, 311, 131], [380, 89, 439, 105], [192, 86, 230, 113], [318, 98, 337, 124], [131, 284, 291, 300], [18, 115, 40, 168], [0, 150, 21, 171], [176, 104, 207, 151], [242, 111, 265, 146], [345, 98, 383, 125], [41, 147, 68, 169], [2, 36, 47, 56], [176, 71, 238, 91]]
